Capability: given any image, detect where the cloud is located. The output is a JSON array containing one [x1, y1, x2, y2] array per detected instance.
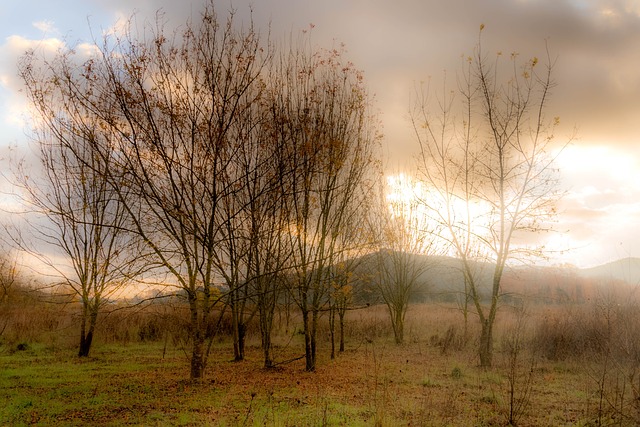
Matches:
[[32, 20, 57, 34], [6, 0, 637, 155], [0, 35, 67, 130], [1, 0, 639, 267]]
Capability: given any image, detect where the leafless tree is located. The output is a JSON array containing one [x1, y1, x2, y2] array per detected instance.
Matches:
[[327, 198, 374, 358], [247, 186, 293, 368], [274, 39, 380, 371], [412, 28, 565, 366], [16, 2, 380, 377], [99, 6, 272, 379], [18, 3, 271, 378], [243, 109, 297, 369], [11, 55, 146, 357], [216, 83, 294, 365], [370, 175, 435, 345], [0, 250, 19, 338], [213, 74, 268, 363]]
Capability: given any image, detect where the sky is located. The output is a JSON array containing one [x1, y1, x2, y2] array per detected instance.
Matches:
[[0, 0, 639, 269]]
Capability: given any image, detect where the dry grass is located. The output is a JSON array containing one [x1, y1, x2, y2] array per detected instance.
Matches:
[[3, 301, 634, 426], [0, 341, 603, 426]]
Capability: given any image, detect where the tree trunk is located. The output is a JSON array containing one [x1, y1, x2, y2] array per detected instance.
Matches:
[[391, 306, 404, 345], [189, 295, 206, 380], [78, 332, 93, 357], [237, 323, 246, 361], [479, 279, 500, 368], [78, 305, 88, 357], [302, 308, 315, 371], [261, 326, 273, 369], [461, 283, 470, 342], [284, 292, 292, 334], [258, 285, 276, 369], [78, 304, 98, 357], [329, 304, 336, 360], [479, 318, 493, 368], [78, 329, 94, 357], [310, 309, 318, 370], [339, 310, 345, 352], [190, 335, 205, 380], [232, 299, 245, 361], [302, 310, 316, 372]]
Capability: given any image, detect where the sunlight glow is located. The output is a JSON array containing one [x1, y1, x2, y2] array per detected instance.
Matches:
[[385, 173, 492, 257], [386, 173, 431, 226], [386, 172, 558, 262], [385, 173, 434, 253], [386, 173, 423, 206]]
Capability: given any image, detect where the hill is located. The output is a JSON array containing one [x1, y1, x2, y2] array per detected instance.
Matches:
[[352, 251, 640, 305], [579, 257, 640, 285]]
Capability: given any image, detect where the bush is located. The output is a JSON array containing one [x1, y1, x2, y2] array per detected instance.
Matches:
[[138, 317, 163, 342], [429, 324, 467, 355], [532, 295, 640, 363]]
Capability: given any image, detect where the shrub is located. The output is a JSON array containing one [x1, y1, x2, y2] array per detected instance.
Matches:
[[430, 324, 467, 355]]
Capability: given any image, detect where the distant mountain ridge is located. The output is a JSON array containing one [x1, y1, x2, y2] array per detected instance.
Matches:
[[354, 252, 640, 305], [580, 257, 640, 285]]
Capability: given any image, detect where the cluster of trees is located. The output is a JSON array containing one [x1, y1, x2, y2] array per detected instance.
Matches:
[[7, 1, 563, 381], [14, 4, 379, 379]]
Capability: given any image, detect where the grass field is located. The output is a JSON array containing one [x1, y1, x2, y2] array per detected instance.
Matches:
[[3, 301, 633, 426]]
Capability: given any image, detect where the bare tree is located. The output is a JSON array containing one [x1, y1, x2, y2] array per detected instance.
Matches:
[[370, 174, 435, 345], [327, 263, 348, 358], [0, 250, 19, 338], [412, 28, 565, 366], [18, 3, 271, 378], [327, 195, 374, 358], [247, 185, 293, 368], [214, 75, 268, 363], [216, 86, 293, 364], [274, 39, 380, 371], [99, 6, 271, 379], [243, 113, 296, 369], [16, 3, 380, 377], [11, 57, 145, 357]]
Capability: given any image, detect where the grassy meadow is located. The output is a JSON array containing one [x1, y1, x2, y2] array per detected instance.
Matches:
[[2, 301, 640, 426]]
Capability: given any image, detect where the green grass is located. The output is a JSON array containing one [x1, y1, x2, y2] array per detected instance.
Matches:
[[0, 341, 384, 426], [0, 311, 633, 426], [0, 343, 183, 425]]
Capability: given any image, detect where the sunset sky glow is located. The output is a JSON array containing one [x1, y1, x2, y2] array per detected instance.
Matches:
[[1, 0, 639, 268]]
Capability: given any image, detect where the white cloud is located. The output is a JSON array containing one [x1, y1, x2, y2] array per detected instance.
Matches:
[[0, 35, 67, 130], [101, 10, 131, 38], [32, 20, 58, 34], [76, 42, 100, 58]]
